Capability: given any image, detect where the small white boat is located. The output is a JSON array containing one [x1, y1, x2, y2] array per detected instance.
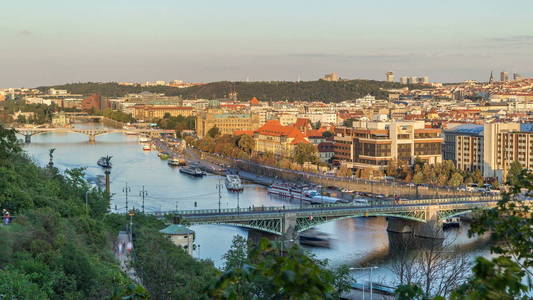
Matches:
[[143, 144, 151, 151], [139, 136, 149, 143], [179, 166, 205, 177], [225, 175, 243, 191]]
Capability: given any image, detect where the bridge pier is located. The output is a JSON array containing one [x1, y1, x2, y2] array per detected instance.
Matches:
[[88, 134, 96, 143], [24, 134, 32, 143], [386, 206, 444, 239]]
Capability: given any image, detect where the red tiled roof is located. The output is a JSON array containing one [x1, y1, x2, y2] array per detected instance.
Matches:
[[257, 120, 309, 143], [293, 118, 311, 129], [250, 97, 260, 105]]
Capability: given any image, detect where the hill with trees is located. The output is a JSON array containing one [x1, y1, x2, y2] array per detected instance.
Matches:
[[36, 80, 426, 102]]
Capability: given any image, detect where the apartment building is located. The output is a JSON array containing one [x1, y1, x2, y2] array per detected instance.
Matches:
[[253, 120, 310, 157], [132, 105, 195, 120], [334, 120, 442, 173], [196, 111, 260, 138], [444, 122, 533, 181]]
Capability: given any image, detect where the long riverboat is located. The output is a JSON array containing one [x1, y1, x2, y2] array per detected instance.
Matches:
[[179, 166, 205, 177]]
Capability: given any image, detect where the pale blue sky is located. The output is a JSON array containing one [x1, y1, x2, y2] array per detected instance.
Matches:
[[1, 0, 532, 87]]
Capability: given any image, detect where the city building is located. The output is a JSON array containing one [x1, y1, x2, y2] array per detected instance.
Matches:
[[323, 73, 340, 82], [513, 73, 523, 81], [253, 120, 310, 157], [444, 122, 533, 181], [386, 72, 395, 82], [51, 112, 70, 126], [132, 105, 195, 121], [159, 225, 195, 255], [500, 71, 509, 82], [196, 111, 260, 138], [333, 120, 442, 174], [81, 93, 107, 111], [400, 77, 408, 84]]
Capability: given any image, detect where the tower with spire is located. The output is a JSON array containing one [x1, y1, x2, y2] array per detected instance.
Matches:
[[489, 71, 494, 84]]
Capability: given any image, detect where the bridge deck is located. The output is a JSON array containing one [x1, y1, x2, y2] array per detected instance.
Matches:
[[151, 196, 505, 222]]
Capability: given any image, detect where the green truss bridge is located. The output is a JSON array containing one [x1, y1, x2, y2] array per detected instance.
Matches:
[[151, 195, 528, 239]]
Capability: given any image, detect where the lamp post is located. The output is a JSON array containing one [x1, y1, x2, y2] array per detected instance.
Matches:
[[349, 266, 379, 300]]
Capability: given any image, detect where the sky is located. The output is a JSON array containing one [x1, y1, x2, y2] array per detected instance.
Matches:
[[1, 0, 532, 88]]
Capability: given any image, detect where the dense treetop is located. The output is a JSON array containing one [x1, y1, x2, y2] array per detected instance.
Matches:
[[36, 80, 427, 102]]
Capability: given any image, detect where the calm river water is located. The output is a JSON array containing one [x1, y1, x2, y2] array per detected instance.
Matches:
[[21, 123, 491, 285]]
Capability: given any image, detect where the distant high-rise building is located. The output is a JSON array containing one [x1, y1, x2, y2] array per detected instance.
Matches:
[[400, 76, 408, 84], [417, 76, 429, 84], [513, 73, 523, 81], [386, 72, 394, 82], [407, 77, 417, 84], [323, 73, 340, 82], [500, 71, 509, 82]]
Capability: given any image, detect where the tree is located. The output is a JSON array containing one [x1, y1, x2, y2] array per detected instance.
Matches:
[[337, 165, 352, 177], [222, 236, 249, 271], [507, 160, 523, 185], [453, 168, 533, 298], [237, 134, 254, 155], [393, 232, 471, 298], [292, 142, 318, 165], [0, 125, 21, 160], [209, 238, 351, 299], [207, 126, 221, 138], [448, 172, 463, 188]]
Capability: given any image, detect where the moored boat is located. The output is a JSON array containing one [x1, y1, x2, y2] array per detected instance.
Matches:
[[225, 175, 243, 191], [158, 152, 169, 160], [168, 157, 187, 166], [138, 136, 149, 143], [143, 144, 151, 151], [179, 166, 205, 177]]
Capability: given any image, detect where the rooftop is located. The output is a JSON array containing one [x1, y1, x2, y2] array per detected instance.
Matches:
[[159, 224, 195, 235]]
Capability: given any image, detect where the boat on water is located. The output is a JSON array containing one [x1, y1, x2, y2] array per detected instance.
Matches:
[[143, 144, 151, 151], [138, 136, 149, 143], [179, 166, 205, 177], [299, 229, 332, 248], [225, 175, 243, 191], [168, 157, 187, 166], [125, 131, 138, 136], [267, 183, 341, 204], [158, 152, 169, 160]]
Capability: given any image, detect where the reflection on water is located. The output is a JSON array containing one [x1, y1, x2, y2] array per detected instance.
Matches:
[[21, 123, 492, 283]]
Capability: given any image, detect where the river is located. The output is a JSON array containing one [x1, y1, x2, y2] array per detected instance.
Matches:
[[21, 122, 492, 287]]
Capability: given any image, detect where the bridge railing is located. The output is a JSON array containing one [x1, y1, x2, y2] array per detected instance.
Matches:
[[157, 195, 502, 216]]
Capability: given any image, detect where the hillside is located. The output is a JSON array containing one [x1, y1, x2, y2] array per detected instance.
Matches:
[[37, 80, 424, 102]]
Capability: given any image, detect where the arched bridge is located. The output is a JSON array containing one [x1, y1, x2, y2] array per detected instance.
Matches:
[[14, 127, 176, 143], [150, 196, 526, 239]]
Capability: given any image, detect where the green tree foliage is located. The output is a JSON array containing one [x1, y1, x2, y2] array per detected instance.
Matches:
[[1, 100, 61, 124], [222, 235, 249, 271], [156, 113, 195, 136], [0, 126, 21, 160], [208, 126, 221, 138], [131, 216, 218, 300], [292, 143, 318, 165], [37, 80, 430, 102], [448, 172, 463, 188], [0, 123, 141, 299], [209, 238, 351, 299], [322, 131, 333, 138], [451, 168, 533, 298], [101, 108, 136, 123]]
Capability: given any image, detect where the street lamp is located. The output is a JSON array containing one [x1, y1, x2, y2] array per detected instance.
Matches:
[[349, 266, 379, 300]]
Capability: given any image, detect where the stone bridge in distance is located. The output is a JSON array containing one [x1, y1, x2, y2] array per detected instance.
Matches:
[[150, 196, 525, 239], [14, 127, 176, 143]]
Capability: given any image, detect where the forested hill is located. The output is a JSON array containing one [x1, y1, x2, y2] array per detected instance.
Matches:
[[37, 80, 424, 102]]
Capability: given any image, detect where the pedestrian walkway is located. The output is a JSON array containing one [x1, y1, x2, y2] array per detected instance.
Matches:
[[115, 231, 142, 285]]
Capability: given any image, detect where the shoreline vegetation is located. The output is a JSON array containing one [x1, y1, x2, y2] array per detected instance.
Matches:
[[36, 80, 430, 102]]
